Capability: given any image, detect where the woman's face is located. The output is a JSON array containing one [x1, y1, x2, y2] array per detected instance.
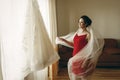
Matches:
[[78, 18, 86, 28]]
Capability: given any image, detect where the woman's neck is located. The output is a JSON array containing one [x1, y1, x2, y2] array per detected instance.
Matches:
[[81, 27, 87, 32]]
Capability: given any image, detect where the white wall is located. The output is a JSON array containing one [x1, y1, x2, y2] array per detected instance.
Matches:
[[56, 0, 120, 40]]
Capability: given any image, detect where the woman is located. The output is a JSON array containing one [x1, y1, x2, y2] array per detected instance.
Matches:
[[59, 15, 104, 80]]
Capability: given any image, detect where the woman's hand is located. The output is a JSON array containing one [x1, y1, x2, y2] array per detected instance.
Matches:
[[58, 37, 66, 42]]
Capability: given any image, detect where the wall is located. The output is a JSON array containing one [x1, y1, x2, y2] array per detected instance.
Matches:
[[56, 0, 120, 40]]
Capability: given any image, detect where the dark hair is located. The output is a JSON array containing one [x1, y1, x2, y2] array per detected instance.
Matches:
[[80, 15, 92, 27]]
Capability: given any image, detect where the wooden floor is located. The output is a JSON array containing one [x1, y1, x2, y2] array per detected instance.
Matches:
[[53, 67, 120, 80]]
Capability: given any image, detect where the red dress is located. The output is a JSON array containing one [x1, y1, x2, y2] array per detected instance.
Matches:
[[73, 34, 88, 56], [72, 34, 88, 75]]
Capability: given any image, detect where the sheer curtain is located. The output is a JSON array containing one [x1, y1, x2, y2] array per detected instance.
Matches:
[[48, 0, 59, 78], [0, 0, 59, 80], [25, 0, 59, 80]]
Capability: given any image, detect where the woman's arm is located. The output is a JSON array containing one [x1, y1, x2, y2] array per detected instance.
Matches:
[[59, 37, 74, 47]]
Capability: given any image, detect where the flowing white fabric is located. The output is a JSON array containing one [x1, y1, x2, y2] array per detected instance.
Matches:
[[56, 32, 75, 48], [0, 0, 60, 80], [56, 27, 104, 80], [23, 0, 60, 79], [24, 0, 59, 71]]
